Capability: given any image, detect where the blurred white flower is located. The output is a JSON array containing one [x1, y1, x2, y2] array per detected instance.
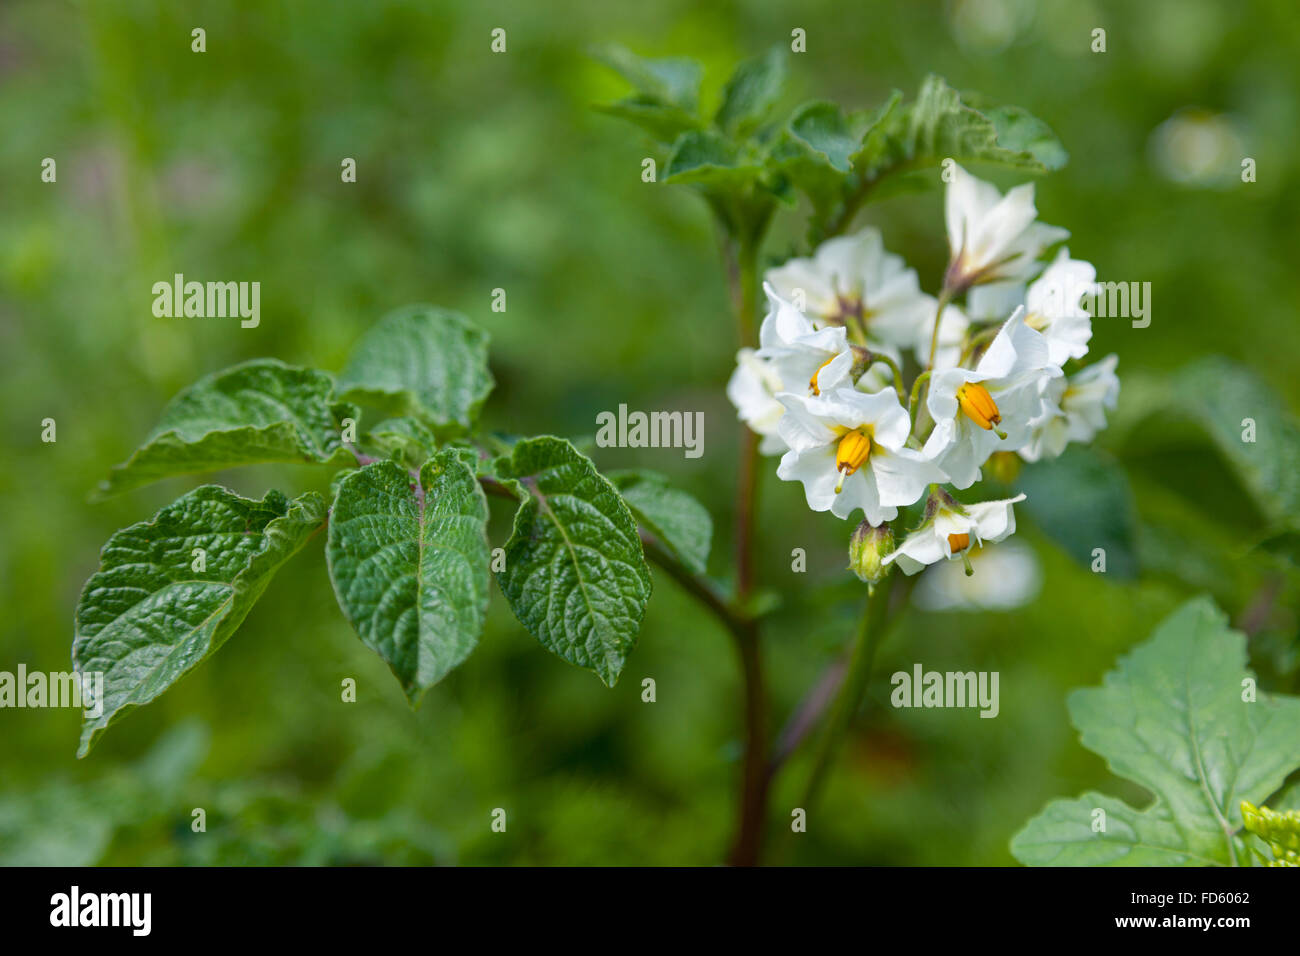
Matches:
[[726, 348, 787, 455], [949, 0, 1032, 55], [1020, 353, 1120, 462], [944, 164, 1068, 292], [765, 228, 959, 366], [913, 538, 1042, 611], [1148, 108, 1246, 188], [923, 309, 1060, 487], [969, 248, 1098, 366], [775, 387, 941, 523], [884, 491, 1025, 575]]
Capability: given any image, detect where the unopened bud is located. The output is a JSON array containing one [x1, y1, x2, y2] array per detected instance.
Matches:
[[848, 519, 894, 589], [849, 345, 875, 380]]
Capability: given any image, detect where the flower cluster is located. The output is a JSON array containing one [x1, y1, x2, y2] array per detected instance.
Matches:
[[727, 164, 1119, 587]]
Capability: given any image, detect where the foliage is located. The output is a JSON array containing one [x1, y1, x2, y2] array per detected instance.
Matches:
[[4, 0, 1299, 867], [73, 306, 705, 752], [1012, 598, 1300, 866]]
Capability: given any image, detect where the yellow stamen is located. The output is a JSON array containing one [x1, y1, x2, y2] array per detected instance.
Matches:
[[947, 532, 971, 553], [957, 382, 1002, 431], [834, 429, 872, 493], [809, 357, 835, 395]]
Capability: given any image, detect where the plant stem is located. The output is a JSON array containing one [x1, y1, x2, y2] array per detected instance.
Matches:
[[637, 534, 750, 643], [908, 370, 931, 433], [865, 348, 906, 405], [820, 158, 926, 241], [796, 581, 892, 827], [926, 287, 954, 371], [769, 654, 849, 774], [722, 234, 770, 866]]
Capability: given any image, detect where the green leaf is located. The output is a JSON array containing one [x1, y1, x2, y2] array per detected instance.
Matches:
[[715, 46, 786, 135], [97, 359, 357, 497], [337, 305, 494, 434], [594, 96, 701, 145], [981, 104, 1070, 172], [592, 43, 702, 113], [494, 437, 652, 686], [664, 130, 761, 188], [1168, 358, 1300, 532], [73, 487, 327, 756], [361, 416, 439, 468], [1016, 446, 1139, 579], [785, 101, 856, 173], [847, 90, 904, 171], [608, 470, 711, 575], [890, 75, 1065, 176], [326, 451, 490, 703], [768, 100, 875, 224], [1011, 597, 1300, 866], [1113, 360, 1300, 541], [841, 77, 1065, 205]]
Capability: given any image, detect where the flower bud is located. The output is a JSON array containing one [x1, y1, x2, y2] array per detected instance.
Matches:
[[848, 345, 875, 380], [848, 519, 894, 589]]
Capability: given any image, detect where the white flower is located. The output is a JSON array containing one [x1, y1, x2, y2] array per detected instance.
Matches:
[[726, 348, 788, 455], [757, 288, 855, 397], [923, 308, 1060, 488], [969, 248, 1098, 366], [944, 164, 1068, 292], [884, 492, 1026, 575], [1020, 354, 1120, 462], [775, 387, 941, 523], [727, 292, 859, 455], [913, 539, 1041, 611], [765, 228, 956, 365]]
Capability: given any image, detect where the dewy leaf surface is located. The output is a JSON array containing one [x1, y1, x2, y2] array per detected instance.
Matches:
[[337, 304, 494, 432], [494, 437, 651, 686], [98, 359, 356, 497], [1011, 597, 1300, 866], [73, 487, 327, 755], [326, 452, 490, 703]]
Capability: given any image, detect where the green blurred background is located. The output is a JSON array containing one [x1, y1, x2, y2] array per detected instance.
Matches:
[[2, 0, 1298, 865]]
